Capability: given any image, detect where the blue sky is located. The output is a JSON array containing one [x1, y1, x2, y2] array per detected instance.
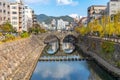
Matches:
[[13, 0, 110, 17]]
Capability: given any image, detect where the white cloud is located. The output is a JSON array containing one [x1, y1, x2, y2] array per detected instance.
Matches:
[[34, 63, 73, 79], [57, 0, 78, 6]]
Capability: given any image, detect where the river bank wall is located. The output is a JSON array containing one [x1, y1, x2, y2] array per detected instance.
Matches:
[[0, 35, 45, 80], [78, 36, 120, 78]]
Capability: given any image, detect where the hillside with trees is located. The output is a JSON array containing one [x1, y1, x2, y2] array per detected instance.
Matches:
[[36, 14, 74, 24]]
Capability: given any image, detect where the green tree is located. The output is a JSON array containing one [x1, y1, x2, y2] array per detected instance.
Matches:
[[28, 23, 46, 34], [0, 22, 15, 33]]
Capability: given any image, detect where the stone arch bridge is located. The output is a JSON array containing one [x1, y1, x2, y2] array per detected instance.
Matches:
[[37, 31, 78, 44]]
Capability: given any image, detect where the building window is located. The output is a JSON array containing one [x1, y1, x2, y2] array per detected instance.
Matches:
[[12, 17, 17, 20], [111, 10, 116, 13], [8, 11, 10, 14], [25, 11, 28, 13], [111, 15, 114, 22], [3, 10, 6, 13], [12, 21, 17, 25], [12, 11, 17, 14], [111, 3, 116, 6], [0, 9, 2, 13], [19, 7, 22, 9], [3, 3, 5, 7], [25, 6, 28, 9], [4, 17, 6, 20], [0, 2, 2, 6], [7, 5, 10, 8], [0, 17, 2, 21], [12, 6, 17, 9], [19, 12, 22, 14]]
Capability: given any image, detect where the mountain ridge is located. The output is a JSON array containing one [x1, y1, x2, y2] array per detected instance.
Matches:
[[36, 14, 74, 24]]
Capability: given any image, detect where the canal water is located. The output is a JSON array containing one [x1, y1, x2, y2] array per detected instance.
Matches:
[[31, 42, 116, 80]]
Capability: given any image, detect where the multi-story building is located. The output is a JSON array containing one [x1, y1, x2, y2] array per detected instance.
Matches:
[[51, 19, 57, 30], [87, 5, 106, 22], [0, 0, 10, 24], [57, 19, 64, 31], [33, 15, 37, 26], [10, 0, 24, 32], [78, 17, 87, 27], [23, 5, 34, 31], [57, 19, 69, 31], [107, 0, 120, 16]]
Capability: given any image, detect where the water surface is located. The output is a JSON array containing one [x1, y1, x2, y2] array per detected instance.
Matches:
[[31, 61, 91, 80]]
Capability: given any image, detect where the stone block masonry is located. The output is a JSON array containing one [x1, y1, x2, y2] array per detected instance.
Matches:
[[0, 35, 45, 80], [78, 36, 120, 77]]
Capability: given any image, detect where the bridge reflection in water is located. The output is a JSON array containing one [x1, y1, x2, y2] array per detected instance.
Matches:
[[62, 42, 75, 54], [46, 41, 59, 54], [41, 42, 80, 61], [31, 41, 116, 80], [33, 32, 118, 80], [47, 42, 75, 55]]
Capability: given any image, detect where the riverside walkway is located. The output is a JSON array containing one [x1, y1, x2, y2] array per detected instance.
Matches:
[[79, 45, 120, 78]]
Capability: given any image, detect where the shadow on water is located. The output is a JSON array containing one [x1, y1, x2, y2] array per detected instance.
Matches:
[[76, 46, 118, 80], [87, 61, 117, 80]]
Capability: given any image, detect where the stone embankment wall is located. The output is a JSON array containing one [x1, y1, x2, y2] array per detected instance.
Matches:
[[78, 36, 120, 65], [78, 36, 120, 77], [0, 35, 45, 80], [83, 37, 120, 65]]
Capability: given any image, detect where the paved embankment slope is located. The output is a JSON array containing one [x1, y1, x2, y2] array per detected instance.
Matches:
[[0, 35, 45, 80]]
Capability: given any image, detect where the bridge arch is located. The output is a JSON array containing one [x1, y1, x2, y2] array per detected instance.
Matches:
[[44, 34, 59, 44], [63, 34, 77, 45]]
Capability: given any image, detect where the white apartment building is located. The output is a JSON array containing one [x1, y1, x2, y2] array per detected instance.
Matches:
[[51, 19, 57, 30], [0, 0, 10, 24], [23, 5, 34, 31], [51, 19, 56, 27], [107, 0, 120, 15], [57, 19, 69, 31], [57, 19, 65, 30], [10, 0, 24, 32]]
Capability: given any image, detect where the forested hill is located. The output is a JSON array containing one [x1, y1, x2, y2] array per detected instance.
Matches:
[[36, 14, 74, 24]]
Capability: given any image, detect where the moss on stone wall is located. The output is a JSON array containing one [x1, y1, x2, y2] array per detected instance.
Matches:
[[101, 41, 115, 54]]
